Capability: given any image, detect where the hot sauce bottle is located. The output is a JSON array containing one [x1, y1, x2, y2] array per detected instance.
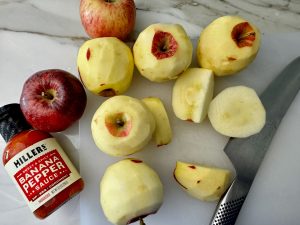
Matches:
[[0, 103, 84, 219]]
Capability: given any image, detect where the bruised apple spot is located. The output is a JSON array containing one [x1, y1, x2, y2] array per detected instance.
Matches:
[[231, 22, 256, 48], [100, 83, 105, 86], [188, 165, 196, 169], [227, 56, 237, 61], [99, 88, 116, 97], [131, 159, 143, 163], [186, 119, 193, 122], [86, 48, 91, 61], [217, 186, 221, 190], [151, 31, 178, 59], [105, 113, 132, 137], [197, 180, 201, 184]]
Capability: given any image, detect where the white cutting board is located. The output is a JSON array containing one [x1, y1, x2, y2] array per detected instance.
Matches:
[[79, 32, 300, 225], [0, 30, 300, 225]]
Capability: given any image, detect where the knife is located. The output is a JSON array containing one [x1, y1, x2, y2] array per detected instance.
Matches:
[[210, 56, 300, 225]]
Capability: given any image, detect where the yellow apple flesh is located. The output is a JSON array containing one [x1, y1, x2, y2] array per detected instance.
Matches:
[[77, 37, 134, 96], [197, 15, 261, 76]]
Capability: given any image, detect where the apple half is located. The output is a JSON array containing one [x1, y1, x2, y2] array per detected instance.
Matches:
[[142, 97, 172, 147], [208, 86, 266, 138], [133, 23, 193, 82], [91, 95, 155, 156], [100, 158, 164, 225], [77, 37, 134, 96], [174, 161, 232, 201], [197, 15, 261, 76], [172, 68, 214, 123]]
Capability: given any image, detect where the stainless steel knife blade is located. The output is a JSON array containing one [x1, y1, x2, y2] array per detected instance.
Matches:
[[210, 56, 300, 225]]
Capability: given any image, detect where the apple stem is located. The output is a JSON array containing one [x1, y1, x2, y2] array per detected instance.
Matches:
[[139, 218, 146, 225]]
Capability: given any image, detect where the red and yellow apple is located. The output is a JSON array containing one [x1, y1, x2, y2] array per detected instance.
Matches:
[[133, 23, 193, 82], [77, 37, 134, 97], [100, 158, 164, 225], [20, 69, 87, 132], [91, 96, 155, 156], [197, 15, 261, 76], [80, 0, 136, 40]]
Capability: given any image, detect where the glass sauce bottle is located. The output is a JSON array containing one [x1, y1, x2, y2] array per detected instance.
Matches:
[[0, 103, 84, 219]]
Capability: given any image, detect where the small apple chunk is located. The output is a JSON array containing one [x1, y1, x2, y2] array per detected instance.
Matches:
[[133, 23, 193, 82], [172, 68, 214, 123], [80, 0, 136, 40], [91, 96, 155, 156], [174, 161, 232, 201], [100, 158, 163, 225], [142, 97, 172, 146], [208, 86, 266, 138], [77, 37, 134, 97], [20, 69, 87, 132], [197, 15, 261, 76]]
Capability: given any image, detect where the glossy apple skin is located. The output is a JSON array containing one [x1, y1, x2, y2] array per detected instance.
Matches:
[[20, 69, 87, 132], [80, 0, 136, 40]]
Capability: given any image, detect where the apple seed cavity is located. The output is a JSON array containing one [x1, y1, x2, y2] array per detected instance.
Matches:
[[231, 22, 256, 48], [105, 113, 132, 137], [151, 31, 178, 59]]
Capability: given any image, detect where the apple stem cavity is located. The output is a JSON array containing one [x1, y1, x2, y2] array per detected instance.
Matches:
[[231, 22, 256, 48], [151, 31, 178, 60], [41, 90, 56, 101]]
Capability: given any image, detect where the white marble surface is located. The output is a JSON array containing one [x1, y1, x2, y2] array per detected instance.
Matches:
[[0, 1, 300, 225]]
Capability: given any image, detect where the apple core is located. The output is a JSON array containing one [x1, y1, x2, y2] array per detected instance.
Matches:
[[231, 22, 256, 48], [151, 31, 178, 59]]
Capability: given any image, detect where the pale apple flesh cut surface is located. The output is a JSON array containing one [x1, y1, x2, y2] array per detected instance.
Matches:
[[208, 85, 266, 138], [100, 159, 163, 225], [142, 97, 172, 146], [174, 161, 232, 201], [91, 96, 155, 156], [172, 68, 214, 123]]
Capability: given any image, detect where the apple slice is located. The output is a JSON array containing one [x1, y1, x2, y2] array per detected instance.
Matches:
[[91, 95, 155, 156], [100, 158, 163, 225], [142, 97, 172, 146], [208, 86, 266, 138], [174, 161, 232, 201], [172, 68, 214, 123]]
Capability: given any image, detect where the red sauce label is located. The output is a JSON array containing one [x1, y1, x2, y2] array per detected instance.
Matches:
[[5, 138, 81, 212]]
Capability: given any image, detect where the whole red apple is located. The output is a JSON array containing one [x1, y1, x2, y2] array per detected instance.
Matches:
[[80, 0, 136, 40], [20, 69, 87, 132]]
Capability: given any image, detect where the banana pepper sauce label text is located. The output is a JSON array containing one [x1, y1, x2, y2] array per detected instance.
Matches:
[[5, 138, 81, 212]]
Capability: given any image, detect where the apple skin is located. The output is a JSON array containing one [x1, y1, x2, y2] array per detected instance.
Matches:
[[80, 0, 136, 40], [20, 69, 87, 132]]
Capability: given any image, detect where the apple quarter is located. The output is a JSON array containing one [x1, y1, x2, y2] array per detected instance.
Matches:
[[172, 68, 214, 123], [91, 96, 155, 156], [133, 23, 193, 82]]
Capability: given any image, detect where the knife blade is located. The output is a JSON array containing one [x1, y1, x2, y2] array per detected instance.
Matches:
[[210, 56, 300, 225]]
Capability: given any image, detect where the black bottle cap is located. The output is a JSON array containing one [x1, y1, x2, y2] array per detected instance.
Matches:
[[0, 103, 32, 142]]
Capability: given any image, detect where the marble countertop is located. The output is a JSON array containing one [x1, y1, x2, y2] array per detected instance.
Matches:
[[0, 1, 300, 225]]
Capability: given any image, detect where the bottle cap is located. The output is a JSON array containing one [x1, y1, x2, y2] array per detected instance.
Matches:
[[0, 103, 32, 142]]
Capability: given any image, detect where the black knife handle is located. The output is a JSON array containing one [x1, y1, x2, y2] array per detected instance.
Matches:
[[210, 178, 250, 225]]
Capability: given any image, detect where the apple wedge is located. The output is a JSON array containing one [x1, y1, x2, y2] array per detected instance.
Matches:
[[142, 97, 172, 146], [172, 68, 214, 123], [174, 161, 232, 201], [208, 86, 266, 138], [100, 158, 163, 225]]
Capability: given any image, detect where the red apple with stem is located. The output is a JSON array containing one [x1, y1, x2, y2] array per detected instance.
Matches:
[[20, 69, 87, 132], [80, 0, 136, 40]]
